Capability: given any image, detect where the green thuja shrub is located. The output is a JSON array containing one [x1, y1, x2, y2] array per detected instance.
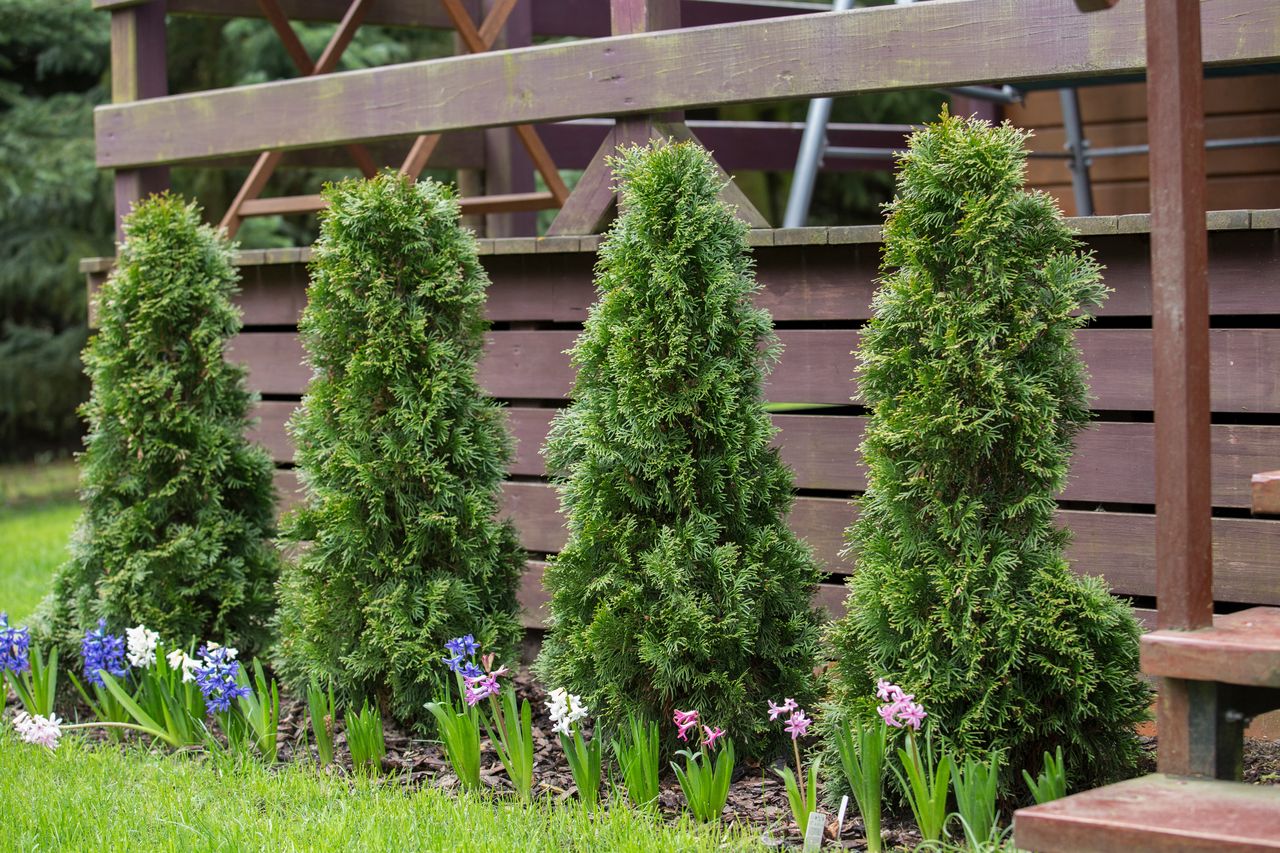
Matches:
[[535, 142, 823, 760], [276, 172, 523, 727], [38, 194, 279, 655], [826, 114, 1150, 793]]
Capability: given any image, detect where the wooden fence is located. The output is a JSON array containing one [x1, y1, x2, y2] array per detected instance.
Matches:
[[82, 209, 1280, 628]]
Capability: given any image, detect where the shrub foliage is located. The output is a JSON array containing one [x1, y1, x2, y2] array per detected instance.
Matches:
[[40, 194, 279, 654], [826, 114, 1150, 790], [535, 142, 823, 759], [276, 173, 523, 726]]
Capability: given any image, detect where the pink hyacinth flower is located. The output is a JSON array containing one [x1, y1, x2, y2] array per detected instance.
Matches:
[[767, 698, 798, 721], [701, 725, 726, 749], [899, 701, 927, 731], [875, 678, 903, 703], [673, 708, 700, 741], [784, 709, 812, 740], [464, 674, 500, 706], [877, 700, 903, 728], [14, 711, 63, 750]]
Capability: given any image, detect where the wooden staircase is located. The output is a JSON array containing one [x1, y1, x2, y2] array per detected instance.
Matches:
[[1013, 2, 1280, 849]]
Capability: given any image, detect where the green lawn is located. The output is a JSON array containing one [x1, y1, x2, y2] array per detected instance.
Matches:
[[0, 500, 78, 621], [0, 471, 764, 851], [0, 734, 763, 852]]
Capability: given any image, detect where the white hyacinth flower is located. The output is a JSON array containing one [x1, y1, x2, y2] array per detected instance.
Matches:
[[166, 648, 199, 683], [545, 687, 589, 738], [126, 625, 160, 668]]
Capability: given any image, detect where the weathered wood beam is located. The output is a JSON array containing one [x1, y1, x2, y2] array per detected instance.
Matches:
[[95, 0, 1280, 170], [93, 0, 827, 36], [109, 0, 169, 238]]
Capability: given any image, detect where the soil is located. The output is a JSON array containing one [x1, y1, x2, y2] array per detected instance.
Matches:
[[8, 669, 1278, 850]]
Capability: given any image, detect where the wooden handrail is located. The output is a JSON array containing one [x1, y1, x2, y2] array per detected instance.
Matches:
[[93, 0, 1280, 170]]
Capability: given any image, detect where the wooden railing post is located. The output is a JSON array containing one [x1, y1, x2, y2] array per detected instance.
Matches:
[[1146, 0, 1217, 777], [483, 0, 537, 237], [109, 0, 169, 240]]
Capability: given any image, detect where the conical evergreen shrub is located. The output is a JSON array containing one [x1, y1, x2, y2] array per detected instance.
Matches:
[[39, 193, 279, 655], [825, 114, 1150, 791], [535, 142, 823, 759], [275, 173, 524, 727]]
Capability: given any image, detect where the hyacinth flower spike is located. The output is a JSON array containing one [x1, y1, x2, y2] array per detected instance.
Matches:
[[671, 709, 735, 822], [770, 699, 821, 834], [1, 613, 58, 717], [880, 682, 950, 844], [426, 637, 484, 791], [547, 687, 601, 809]]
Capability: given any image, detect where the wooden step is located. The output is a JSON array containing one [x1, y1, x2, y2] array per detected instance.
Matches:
[[1141, 606, 1280, 689], [1254, 470, 1280, 516], [1013, 773, 1280, 852]]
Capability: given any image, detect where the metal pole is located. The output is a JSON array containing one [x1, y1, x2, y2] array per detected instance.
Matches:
[[782, 0, 855, 228], [1058, 87, 1094, 216]]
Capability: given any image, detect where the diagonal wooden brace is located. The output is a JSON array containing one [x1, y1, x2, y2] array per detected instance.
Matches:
[[220, 0, 375, 237]]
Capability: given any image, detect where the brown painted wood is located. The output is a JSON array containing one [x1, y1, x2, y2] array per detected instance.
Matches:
[[267, 468, 1280, 604], [1043, 174, 1280, 218], [222, 0, 376, 235], [1147, 0, 1214, 637], [1025, 113, 1280, 187], [236, 190, 558, 219], [100, 231, 1278, 327], [225, 328, 1280, 413], [93, 0, 1280, 168], [1008, 75, 1280, 129], [104, 0, 829, 38], [109, 1, 169, 238], [1253, 471, 1280, 517], [253, 401, 1280, 509], [515, 558, 848, 628], [1013, 773, 1280, 853], [1141, 607, 1280, 689], [546, 129, 622, 236]]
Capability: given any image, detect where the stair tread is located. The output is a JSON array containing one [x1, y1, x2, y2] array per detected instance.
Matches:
[[1014, 773, 1280, 852], [1141, 606, 1280, 688]]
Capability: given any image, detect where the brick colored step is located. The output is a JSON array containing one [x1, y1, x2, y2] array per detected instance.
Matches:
[[1254, 470, 1280, 516], [1014, 773, 1280, 852], [1141, 607, 1280, 689]]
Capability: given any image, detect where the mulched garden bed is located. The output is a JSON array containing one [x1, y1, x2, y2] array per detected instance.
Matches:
[[9, 667, 1277, 850]]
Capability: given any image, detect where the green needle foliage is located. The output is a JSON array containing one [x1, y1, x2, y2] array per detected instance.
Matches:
[[826, 113, 1150, 792], [275, 172, 523, 729], [38, 194, 279, 656], [535, 142, 823, 760]]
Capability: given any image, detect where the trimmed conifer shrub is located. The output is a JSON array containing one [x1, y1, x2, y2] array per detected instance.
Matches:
[[39, 193, 279, 655], [825, 114, 1150, 792], [275, 172, 524, 727], [535, 142, 823, 760]]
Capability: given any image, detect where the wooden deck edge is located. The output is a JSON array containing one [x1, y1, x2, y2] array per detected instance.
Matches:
[[77, 208, 1280, 274]]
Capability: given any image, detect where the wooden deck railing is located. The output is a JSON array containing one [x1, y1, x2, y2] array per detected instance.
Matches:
[[93, 0, 1280, 236]]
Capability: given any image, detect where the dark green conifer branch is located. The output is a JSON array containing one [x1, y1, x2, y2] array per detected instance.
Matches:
[[825, 113, 1150, 793], [536, 142, 823, 760], [276, 173, 523, 727], [39, 193, 279, 656]]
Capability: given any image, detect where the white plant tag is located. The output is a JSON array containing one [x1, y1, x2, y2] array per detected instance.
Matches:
[[803, 811, 827, 852], [836, 795, 849, 839]]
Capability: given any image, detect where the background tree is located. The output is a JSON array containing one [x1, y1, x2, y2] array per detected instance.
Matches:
[[825, 113, 1150, 792], [0, 1, 450, 462], [38, 194, 280, 654], [275, 173, 524, 727], [536, 142, 823, 760]]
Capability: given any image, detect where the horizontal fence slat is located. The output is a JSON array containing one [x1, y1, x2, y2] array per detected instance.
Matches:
[[86, 230, 1280, 326], [94, 0, 1280, 168], [271, 470, 1280, 607], [251, 401, 1280, 509], [230, 327, 1280, 413], [516, 559, 851, 629]]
